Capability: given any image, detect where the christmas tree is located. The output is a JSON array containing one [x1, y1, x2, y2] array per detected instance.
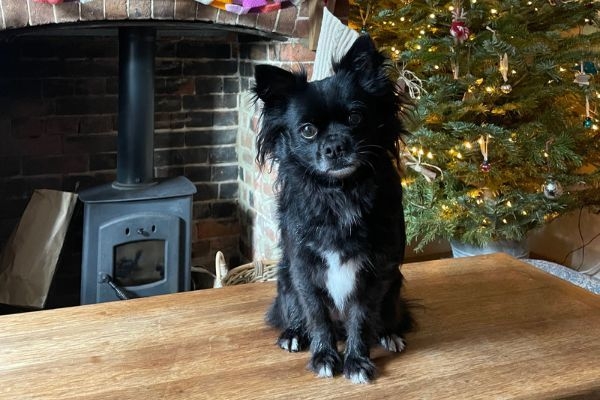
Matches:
[[350, 0, 600, 251]]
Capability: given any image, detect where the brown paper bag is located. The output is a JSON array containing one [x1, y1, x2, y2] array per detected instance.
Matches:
[[0, 189, 78, 309]]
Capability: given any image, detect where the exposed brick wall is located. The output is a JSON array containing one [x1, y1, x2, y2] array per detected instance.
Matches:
[[237, 39, 315, 261], [0, 32, 246, 273]]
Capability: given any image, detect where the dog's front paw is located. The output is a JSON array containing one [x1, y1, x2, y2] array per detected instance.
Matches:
[[276, 328, 309, 352], [343, 354, 376, 384], [379, 334, 406, 353], [309, 348, 342, 378]]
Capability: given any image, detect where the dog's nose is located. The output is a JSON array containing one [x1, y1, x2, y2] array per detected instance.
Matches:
[[322, 135, 349, 159]]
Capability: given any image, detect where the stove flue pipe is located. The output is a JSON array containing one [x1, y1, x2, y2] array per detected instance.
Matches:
[[115, 27, 156, 187]]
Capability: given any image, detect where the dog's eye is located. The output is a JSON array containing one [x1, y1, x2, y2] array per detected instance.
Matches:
[[348, 111, 363, 126], [299, 123, 318, 139]]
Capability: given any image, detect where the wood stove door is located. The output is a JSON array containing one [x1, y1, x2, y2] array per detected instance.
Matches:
[[90, 212, 184, 303]]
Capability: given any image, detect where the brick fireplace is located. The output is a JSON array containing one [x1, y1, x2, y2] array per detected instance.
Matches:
[[0, 0, 319, 305]]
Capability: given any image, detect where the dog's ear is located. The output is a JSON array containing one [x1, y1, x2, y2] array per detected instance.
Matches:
[[253, 65, 298, 104], [336, 35, 408, 159], [253, 65, 308, 168], [334, 34, 388, 94], [336, 34, 381, 71]]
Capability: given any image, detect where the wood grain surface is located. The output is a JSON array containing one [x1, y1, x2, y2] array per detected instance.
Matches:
[[1, 253, 599, 400]]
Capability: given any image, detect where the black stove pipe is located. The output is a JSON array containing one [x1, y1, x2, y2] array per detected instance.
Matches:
[[115, 27, 156, 187]]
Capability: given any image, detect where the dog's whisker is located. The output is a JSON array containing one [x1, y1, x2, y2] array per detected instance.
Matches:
[[355, 158, 376, 175]]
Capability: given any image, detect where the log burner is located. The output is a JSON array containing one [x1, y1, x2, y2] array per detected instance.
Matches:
[[79, 27, 196, 304]]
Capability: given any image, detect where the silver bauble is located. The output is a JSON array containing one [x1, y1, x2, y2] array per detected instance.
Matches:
[[500, 83, 512, 94], [542, 178, 563, 199]]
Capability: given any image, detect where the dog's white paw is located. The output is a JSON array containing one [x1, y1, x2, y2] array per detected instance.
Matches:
[[277, 336, 301, 352], [348, 370, 371, 384], [317, 364, 334, 378], [310, 348, 341, 378], [379, 334, 406, 353], [290, 337, 299, 352], [343, 355, 375, 384], [277, 329, 308, 352]]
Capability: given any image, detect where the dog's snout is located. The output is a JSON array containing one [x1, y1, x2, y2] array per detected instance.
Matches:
[[325, 143, 345, 159], [322, 135, 350, 159]]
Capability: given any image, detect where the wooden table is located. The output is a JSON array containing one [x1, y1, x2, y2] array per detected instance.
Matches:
[[1, 253, 599, 399]]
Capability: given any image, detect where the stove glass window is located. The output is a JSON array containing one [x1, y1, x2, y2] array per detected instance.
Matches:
[[114, 240, 165, 286]]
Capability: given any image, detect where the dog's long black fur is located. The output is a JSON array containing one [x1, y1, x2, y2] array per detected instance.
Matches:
[[252, 35, 413, 384]]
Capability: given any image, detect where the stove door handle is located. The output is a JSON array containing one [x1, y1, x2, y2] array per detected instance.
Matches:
[[98, 273, 137, 300]]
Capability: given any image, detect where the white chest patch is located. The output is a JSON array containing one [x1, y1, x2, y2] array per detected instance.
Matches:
[[324, 251, 360, 311]]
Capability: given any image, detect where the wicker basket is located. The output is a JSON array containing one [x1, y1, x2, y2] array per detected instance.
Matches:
[[213, 251, 278, 287]]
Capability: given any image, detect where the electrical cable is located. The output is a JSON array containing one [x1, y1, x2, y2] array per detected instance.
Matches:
[[560, 206, 600, 271]]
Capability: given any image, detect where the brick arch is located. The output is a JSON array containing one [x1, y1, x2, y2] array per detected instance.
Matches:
[[0, 0, 309, 39]]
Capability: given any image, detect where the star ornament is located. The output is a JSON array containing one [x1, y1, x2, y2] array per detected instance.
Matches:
[[574, 72, 591, 86]]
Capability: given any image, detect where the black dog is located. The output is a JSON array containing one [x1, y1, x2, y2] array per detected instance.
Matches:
[[252, 35, 412, 383]]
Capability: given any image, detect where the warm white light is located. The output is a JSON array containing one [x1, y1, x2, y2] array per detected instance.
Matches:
[[491, 8, 498, 14], [507, 201, 512, 207], [426, 152, 434, 159], [464, 141, 472, 149], [429, 13, 436, 19], [420, 29, 426, 35], [502, 218, 508, 224], [434, 65, 440, 70], [448, 5, 455, 11], [400, 17, 405, 22]]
